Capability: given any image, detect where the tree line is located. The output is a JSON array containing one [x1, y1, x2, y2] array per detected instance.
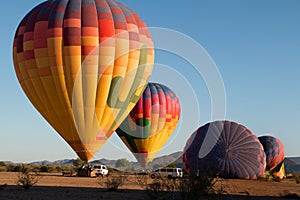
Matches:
[[0, 161, 74, 173]]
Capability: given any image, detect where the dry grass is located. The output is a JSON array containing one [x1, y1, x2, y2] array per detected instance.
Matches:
[[0, 172, 300, 200], [16, 165, 42, 190]]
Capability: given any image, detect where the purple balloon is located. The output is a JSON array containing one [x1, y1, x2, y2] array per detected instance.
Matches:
[[183, 121, 266, 179]]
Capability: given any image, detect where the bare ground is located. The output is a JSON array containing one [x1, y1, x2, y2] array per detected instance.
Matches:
[[0, 172, 300, 200]]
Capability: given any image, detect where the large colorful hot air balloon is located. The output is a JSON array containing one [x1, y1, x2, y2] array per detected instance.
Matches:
[[183, 121, 266, 179], [258, 136, 285, 178], [116, 83, 181, 167], [13, 0, 154, 161]]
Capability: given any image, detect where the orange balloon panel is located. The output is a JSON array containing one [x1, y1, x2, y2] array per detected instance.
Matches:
[[13, 0, 154, 161]]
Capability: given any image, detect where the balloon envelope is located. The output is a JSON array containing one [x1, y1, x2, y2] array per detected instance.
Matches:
[[183, 121, 266, 179], [13, 0, 154, 161], [258, 136, 285, 171], [116, 83, 181, 167], [272, 161, 285, 179]]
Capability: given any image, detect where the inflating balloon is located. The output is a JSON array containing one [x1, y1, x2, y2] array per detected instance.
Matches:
[[258, 136, 285, 178], [13, 0, 154, 161], [258, 136, 285, 170], [183, 121, 266, 179], [116, 83, 181, 167]]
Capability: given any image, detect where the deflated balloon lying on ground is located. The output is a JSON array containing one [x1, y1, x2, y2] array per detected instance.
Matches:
[[13, 0, 154, 161], [183, 121, 266, 179], [116, 83, 181, 167], [258, 135, 285, 178]]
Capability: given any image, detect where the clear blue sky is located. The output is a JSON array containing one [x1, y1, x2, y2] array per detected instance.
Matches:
[[0, 0, 299, 163]]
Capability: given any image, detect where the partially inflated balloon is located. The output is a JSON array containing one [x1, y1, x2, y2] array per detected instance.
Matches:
[[13, 0, 154, 161], [183, 121, 266, 179], [258, 136, 285, 170], [116, 83, 181, 167], [272, 162, 285, 179]]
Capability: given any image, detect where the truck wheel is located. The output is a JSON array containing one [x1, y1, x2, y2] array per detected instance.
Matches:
[[150, 174, 156, 179]]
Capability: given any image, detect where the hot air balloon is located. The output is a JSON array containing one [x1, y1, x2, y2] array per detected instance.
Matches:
[[13, 0, 154, 161], [258, 136, 285, 178], [116, 83, 181, 167], [183, 121, 266, 179]]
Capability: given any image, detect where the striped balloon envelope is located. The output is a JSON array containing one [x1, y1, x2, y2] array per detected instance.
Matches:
[[116, 83, 181, 167], [13, 0, 154, 161], [183, 121, 266, 179], [258, 136, 285, 171]]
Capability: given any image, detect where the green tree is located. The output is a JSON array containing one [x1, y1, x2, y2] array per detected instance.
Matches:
[[73, 158, 85, 169], [6, 164, 16, 172], [39, 165, 50, 172], [166, 163, 176, 168], [115, 159, 132, 170], [55, 166, 62, 172], [14, 164, 23, 172], [0, 161, 7, 172]]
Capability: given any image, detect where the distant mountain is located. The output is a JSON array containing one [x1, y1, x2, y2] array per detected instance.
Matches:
[[284, 158, 297, 166], [286, 157, 300, 165], [148, 151, 183, 168], [28, 159, 75, 166], [7, 151, 184, 169], [53, 159, 75, 165], [89, 151, 184, 169], [29, 160, 53, 165], [2, 161, 13, 165], [90, 158, 118, 166], [284, 157, 300, 174]]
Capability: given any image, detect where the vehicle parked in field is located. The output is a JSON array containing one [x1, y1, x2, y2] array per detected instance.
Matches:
[[91, 164, 109, 177], [77, 164, 109, 177], [150, 167, 183, 179]]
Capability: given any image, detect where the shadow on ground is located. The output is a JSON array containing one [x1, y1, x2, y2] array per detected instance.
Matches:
[[0, 185, 300, 200]]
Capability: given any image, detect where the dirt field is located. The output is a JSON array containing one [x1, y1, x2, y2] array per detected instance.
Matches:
[[0, 172, 300, 199]]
